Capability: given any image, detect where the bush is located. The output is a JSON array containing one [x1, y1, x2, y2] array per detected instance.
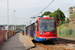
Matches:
[[63, 18, 69, 24], [64, 24, 68, 27], [68, 28, 73, 35], [71, 13, 75, 19], [67, 18, 70, 23]]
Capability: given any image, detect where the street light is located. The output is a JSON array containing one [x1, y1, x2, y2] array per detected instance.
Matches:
[[6, 0, 9, 41], [13, 10, 16, 32], [15, 20, 17, 31], [24, 22, 28, 34], [15, 17, 17, 32]]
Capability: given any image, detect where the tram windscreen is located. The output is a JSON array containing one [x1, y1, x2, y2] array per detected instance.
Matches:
[[39, 19, 56, 31]]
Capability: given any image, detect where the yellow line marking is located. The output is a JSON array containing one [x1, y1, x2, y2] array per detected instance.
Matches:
[[30, 40, 35, 46]]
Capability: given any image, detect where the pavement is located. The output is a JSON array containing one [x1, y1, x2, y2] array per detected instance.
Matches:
[[0, 33, 35, 50]]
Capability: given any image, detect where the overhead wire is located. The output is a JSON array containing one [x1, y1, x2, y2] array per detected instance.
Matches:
[[35, 0, 54, 16], [29, 0, 54, 25]]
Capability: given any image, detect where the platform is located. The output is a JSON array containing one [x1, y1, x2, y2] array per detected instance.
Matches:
[[0, 33, 35, 50]]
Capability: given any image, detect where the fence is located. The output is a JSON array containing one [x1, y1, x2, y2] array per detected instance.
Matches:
[[57, 28, 75, 37], [0, 30, 16, 45]]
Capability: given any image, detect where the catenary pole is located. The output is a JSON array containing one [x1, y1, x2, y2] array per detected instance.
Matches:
[[59, 8, 61, 35]]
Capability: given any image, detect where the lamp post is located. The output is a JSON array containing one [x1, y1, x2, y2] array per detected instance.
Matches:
[[24, 24, 25, 35], [24, 22, 28, 34], [15, 17, 17, 32], [6, 0, 9, 41], [13, 10, 16, 33]]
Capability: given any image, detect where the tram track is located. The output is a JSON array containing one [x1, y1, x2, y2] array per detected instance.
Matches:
[[36, 43, 52, 50], [29, 38, 75, 50], [57, 38, 75, 44]]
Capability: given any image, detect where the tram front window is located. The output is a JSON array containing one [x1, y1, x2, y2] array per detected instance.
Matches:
[[39, 19, 56, 31]]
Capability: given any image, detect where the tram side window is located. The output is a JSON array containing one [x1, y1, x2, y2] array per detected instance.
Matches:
[[28, 26, 30, 31], [35, 21, 38, 31], [33, 24, 35, 31], [37, 25, 38, 31]]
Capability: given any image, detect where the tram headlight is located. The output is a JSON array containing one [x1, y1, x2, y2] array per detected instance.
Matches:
[[54, 33, 56, 34], [40, 33, 43, 35]]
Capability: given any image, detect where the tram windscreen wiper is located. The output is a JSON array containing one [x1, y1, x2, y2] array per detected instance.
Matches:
[[51, 29, 55, 32], [40, 28, 45, 32]]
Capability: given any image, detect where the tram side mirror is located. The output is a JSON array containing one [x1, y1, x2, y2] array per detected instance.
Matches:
[[36, 21, 38, 23]]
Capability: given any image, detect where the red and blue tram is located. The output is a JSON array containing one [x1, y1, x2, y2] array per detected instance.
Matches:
[[26, 16, 57, 41]]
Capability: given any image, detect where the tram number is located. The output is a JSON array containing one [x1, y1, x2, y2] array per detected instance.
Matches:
[[46, 38, 51, 40]]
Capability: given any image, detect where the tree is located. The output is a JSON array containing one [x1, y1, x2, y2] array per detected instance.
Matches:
[[49, 13, 54, 17], [53, 9, 66, 22], [67, 18, 69, 23], [42, 11, 51, 16], [71, 13, 75, 19], [42, 9, 66, 23]]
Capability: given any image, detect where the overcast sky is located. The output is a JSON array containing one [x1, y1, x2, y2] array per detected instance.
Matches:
[[0, 0, 75, 25]]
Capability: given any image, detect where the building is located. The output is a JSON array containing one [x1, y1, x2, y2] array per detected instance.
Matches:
[[0, 25, 5, 30], [68, 6, 75, 19], [5, 25, 13, 30]]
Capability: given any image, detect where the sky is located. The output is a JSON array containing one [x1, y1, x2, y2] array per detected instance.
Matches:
[[0, 0, 75, 25]]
